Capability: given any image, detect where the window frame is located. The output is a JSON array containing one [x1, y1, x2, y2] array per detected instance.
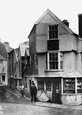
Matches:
[[46, 81, 51, 91], [48, 25, 58, 40], [47, 52, 63, 70], [63, 78, 75, 94]]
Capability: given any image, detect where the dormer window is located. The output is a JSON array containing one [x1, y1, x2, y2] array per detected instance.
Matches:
[[49, 25, 58, 39]]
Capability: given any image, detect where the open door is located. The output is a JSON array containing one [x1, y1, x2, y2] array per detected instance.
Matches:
[[52, 78, 61, 104]]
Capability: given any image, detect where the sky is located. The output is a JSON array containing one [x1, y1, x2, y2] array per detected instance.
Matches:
[[0, 0, 82, 48]]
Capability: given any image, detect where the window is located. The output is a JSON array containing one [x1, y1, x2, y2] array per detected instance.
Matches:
[[77, 78, 82, 93], [63, 78, 75, 93], [38, 81, 44, 90], [60, 53, 63, 69], [2, 75, 5, 82], [49, 25, 58, 39], [49, 53, 58, 69], [48, 52, 63, 70], [46, 81, 51, 91]]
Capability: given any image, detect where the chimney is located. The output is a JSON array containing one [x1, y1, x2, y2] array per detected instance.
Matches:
[[4, 42, 9, 46], [78, 14, 82, 38], [63, 19, 69, 27]]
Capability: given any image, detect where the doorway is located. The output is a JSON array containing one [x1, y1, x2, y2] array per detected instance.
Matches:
[[52, 78, 61, 104]]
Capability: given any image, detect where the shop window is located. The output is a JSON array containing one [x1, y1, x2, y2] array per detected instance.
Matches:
[[46, 81, 51, 91], [38, 81, 44, 90], [63, 78, 75, 93], [77, 78, 82, 93]]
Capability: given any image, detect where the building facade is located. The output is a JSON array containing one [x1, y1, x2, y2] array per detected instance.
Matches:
[[0, 41, 12, 86], [27, 9, 82, 105], [8, 42, 29, 90]]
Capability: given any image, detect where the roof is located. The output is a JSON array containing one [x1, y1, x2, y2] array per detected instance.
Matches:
[[28, 9, 75, 38], [4, 43, 12, 53], [0, 54, 6, 61], [0, 42, 7, 59], [63, 71, 82, 77], [19, 42, 29, 57], [15, 48, 19, 62]]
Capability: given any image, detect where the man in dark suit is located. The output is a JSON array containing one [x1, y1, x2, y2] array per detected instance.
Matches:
[[30, 81, 37, 102]]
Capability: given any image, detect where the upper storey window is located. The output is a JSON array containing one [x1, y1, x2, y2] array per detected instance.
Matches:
[[49, 25, 58, 39]]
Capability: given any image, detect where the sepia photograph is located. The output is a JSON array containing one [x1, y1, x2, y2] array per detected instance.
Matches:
[[0, 0, 82, 114]]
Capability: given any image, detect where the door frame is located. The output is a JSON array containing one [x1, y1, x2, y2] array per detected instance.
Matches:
[[52, 78, 61, 104]]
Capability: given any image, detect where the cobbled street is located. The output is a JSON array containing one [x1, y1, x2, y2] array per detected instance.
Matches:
[[0, 101, 82, 115]]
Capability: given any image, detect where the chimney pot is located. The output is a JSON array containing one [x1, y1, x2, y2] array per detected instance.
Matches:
[[63, 19, 69, 27]]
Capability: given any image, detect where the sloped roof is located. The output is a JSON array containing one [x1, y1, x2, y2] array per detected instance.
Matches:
[[0, 42, 7, 59], [28, 9, 75, 38], [63, 71, 82, 77], [15, 48, 19, 62], [0, 54, 6, 60], [4, 43, 12, 53]]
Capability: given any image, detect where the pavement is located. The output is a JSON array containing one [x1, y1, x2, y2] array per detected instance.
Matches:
[[1, 86, 82, 111], [0, 105, 4, 115], [34, 102, 82, 110], [26, 97, 82, 110]]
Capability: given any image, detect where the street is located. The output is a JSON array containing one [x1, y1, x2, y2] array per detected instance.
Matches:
[[0, 102, 82, 115]]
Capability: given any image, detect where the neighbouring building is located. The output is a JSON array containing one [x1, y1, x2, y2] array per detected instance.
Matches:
[[27, 9, 82, 105], [18, 42, 29, 85], [0, 41, 12, 86], [8, 48, 21, 89], [8, 41, 29, 89]]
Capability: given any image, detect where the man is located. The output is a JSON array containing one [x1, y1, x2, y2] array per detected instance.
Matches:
[[20, 84, 24, 97], [30, 81, 37, 102]]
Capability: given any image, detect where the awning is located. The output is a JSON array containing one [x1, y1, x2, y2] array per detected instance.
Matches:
[[63, 71, 82, 78]]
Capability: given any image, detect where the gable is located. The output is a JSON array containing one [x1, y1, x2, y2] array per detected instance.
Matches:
[[40, 13, 59, 24]]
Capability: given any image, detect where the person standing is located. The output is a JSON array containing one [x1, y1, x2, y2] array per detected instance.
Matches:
[[30, 81, 37, 102], [20, 84, 24, 97]]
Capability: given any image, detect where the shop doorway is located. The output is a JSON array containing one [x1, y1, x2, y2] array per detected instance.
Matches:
[[52, 78, 61, 104]]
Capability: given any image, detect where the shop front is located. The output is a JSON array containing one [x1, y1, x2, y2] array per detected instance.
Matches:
[[61, 77, 82, 105]]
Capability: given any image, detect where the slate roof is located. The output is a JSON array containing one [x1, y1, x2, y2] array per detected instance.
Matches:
[[28, 9, 76, 38]]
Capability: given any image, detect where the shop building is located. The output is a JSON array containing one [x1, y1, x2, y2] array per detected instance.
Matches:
[[27, 9, 82, 105]]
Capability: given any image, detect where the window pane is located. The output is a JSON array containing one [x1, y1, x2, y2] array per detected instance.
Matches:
[[77, 78, 82, 93], [49, 25, 58, 39], [49, 53, 58, 69], [60, 61, 63, 69], [46, 81, 51, 91], [38, 81, 44, 90], [63, 78, 75, 93]]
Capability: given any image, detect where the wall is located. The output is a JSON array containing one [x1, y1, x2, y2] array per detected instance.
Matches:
[[36, 13, 59, 53], [63, 52, 75, 76], [29, 26, 38, 75], [59, 25, 77, 51], [38, 53, 46, 76], [61, 94, 82, 105], [36, 21, 78, 53], [75, 53, 82, 74]]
